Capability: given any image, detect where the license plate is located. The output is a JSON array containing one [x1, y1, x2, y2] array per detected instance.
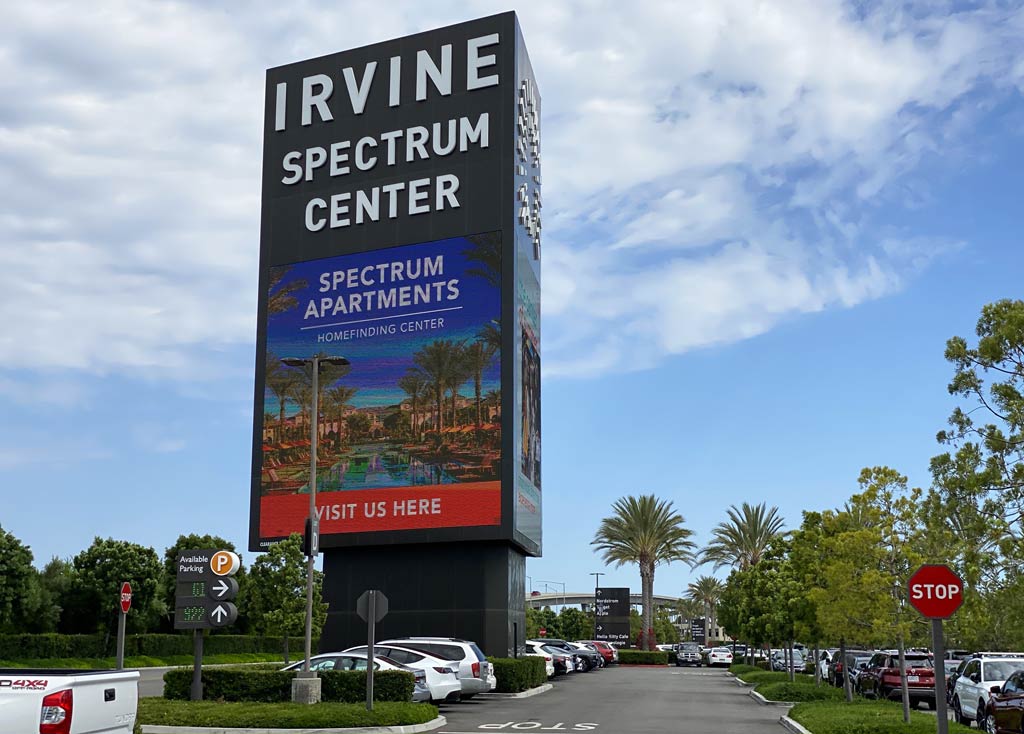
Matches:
[[908, 675, 919, 682]]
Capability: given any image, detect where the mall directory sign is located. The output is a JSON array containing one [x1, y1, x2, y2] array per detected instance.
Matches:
[[249, 12, 541, 556], [594, 587, 631, 644]]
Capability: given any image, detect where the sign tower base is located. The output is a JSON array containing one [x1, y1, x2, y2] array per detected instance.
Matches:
[[320, 542, 526, 656]]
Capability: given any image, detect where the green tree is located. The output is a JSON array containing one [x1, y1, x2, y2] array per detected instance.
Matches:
[[324, 384, 357, 449], [0, 526, 45, 633], [592, 495, 696, 649], [463, 232, 501, 288], [160, 534, 244, 631], [698, 502, 785, 571], [265, 352, 302, 442], [345, 413, 372, 442], [267, 267, 308, 316], [243, 534, 326, 664], [557, 607, 591, 641], [686, 576, 724, 645], [72, 537, 162, 636]]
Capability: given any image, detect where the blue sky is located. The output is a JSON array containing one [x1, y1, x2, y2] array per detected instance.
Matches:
[[1, 1, 1023, 602]]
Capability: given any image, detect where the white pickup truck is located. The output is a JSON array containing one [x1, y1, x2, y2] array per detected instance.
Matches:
[[0, 669, 139, 734]]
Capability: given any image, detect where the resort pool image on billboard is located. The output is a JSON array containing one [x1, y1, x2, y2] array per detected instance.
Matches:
[[255, 233, 503, 540]]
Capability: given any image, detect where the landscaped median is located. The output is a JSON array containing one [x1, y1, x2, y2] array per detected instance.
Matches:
[[162, 666, 415, 702], [728, 665, 974, 734], [787, 700, 973, 734], [136, 698, 439, 732]]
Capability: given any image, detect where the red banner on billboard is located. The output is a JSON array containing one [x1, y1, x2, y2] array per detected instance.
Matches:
[[260, 481, 500, 536]]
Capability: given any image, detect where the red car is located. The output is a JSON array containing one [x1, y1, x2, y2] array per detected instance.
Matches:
[[989, 669, 1024, 733], [577, 640, 618, 665], [856, 651, 937, 709]]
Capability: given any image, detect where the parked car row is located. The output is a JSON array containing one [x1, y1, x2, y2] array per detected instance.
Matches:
[[526, 639, 618, 676], [815, 646, 1024, 728], [672, 642, 734, 668], [282, 636, 493, 704]]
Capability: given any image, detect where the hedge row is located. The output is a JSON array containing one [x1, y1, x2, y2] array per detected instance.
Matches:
[[617, 650, 668, 665], [488, 657, 547, 692], [137, 699, 437, 730], [163, 668, 414, 703], [0, 634, 309, 661]]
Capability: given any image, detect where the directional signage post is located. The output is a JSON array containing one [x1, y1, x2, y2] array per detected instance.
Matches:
[[594, 587, 631, 645], [175, 549, 241, 700], [908, 564, 965, 734]]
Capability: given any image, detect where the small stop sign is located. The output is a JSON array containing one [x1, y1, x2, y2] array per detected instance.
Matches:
[[120, 582, 132, 614], [908, 565, 964, 619]]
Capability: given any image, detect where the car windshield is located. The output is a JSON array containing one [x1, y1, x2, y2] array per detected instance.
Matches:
[[714, 648, 730, 653], [985, 662, 1024, 681], [680, 644, 700, 652]]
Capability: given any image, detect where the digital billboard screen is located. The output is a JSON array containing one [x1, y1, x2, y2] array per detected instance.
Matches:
[[257, 233, 501, 540], [249, 12, 539, 554]]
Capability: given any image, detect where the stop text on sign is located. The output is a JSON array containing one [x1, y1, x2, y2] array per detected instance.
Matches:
[[910, 583, 961, 601], [907, 564, 965, 619]]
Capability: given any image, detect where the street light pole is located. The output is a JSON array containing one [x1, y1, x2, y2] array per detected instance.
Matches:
[[281, 354, 350, 687], [590, 572, 604, 638]]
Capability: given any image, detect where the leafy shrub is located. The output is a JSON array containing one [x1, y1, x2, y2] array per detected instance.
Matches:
[[667, 651, 678, 664], [617, 650, 669, 665], [138, 699, 437, 729], [758, 681, 844, 702], [163, 667, 414, 703], [488, 657, 547, 692], [730, 663, 760, 674]]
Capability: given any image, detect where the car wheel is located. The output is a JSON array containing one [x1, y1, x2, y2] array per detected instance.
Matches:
[[953, 696, 970, 726], [984, 710, 996, 734]]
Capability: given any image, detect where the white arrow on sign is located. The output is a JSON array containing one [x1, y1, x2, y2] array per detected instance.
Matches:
[[212, 579, 230, 598], [597, 625, 603, 631], [212, 605, 230, 623]]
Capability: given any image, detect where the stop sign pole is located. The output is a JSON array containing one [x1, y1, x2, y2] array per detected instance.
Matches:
[[908, 565, 964, 734], [116, 581, 132, 671]]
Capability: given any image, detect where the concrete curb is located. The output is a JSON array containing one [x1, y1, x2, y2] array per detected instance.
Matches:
[[748, 689, 794, 707], [731, 674, 755, 688], [779, 715, 813, 734], [477, 683, 552, 699], [141, 715, 447, 734]]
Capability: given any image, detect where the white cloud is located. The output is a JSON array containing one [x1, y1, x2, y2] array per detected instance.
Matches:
[[0, 0, 1020, 382]]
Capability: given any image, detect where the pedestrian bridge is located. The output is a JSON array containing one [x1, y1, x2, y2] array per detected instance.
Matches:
[[526, 592, 683, 609]]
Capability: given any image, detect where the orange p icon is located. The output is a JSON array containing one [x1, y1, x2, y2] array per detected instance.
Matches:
[[210, 550, 240, 577]]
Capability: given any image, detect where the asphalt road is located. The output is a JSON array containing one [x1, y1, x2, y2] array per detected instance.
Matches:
[[434, 667, 784, 734], [138, 666, 171, 698]]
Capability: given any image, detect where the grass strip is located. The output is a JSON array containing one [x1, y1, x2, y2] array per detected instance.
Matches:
[[137, 698, 437, 729], [790, 699, 973, 734], [0, 653, 286, 669]]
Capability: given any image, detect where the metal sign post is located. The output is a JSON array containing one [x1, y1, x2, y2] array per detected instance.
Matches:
[[116, 582, 131, 671], [357, 590, 389, 712]]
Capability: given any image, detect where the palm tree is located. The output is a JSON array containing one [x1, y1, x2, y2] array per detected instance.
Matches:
[[265, 353, 302, 441], [445, 343, 470, 428], [463, 233, 501, 288], [398, 371, 429, 440], [323, 385, 357, 450], [697, 502, 785, 571], [592, 495, 697, 650], [687, 576, 724, 646], [462, 341, 496, 427], [413, 340, 461, 434], [478, 321, 501, 354], [267, 267, 308, 316]]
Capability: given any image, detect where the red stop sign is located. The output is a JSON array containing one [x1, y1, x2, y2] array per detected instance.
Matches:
[[120, 582, 132, 614], [908, 565, 963, 619], [538, 627, 547, 637]]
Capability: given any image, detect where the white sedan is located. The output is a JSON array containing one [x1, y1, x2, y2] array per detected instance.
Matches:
[[282, 652, 431, 702], [706, 647, 734, 668], [342, 645, 463, 703], [524, 649, 557, 678]]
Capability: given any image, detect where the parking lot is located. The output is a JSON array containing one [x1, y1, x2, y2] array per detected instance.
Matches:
[[434, 667, 782, 734]]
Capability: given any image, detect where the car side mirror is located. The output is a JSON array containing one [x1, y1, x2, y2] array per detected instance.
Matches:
[[990, 685, 1002, 694], [859, 663, 868, 670]]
